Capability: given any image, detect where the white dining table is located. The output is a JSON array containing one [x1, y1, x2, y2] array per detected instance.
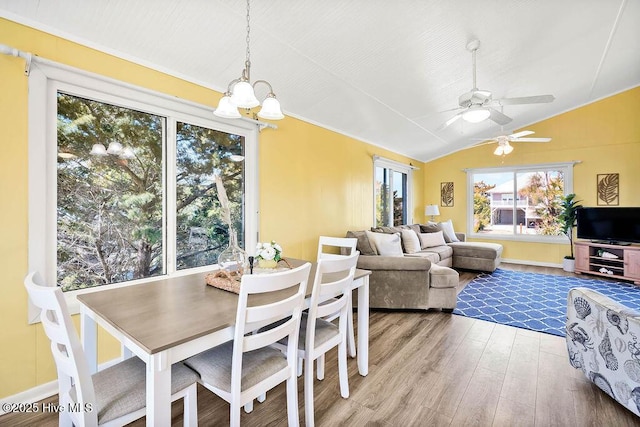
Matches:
[[78, 259, 371, 426]]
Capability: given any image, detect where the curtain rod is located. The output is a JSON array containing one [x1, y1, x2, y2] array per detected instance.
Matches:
[[373, 155, 420, 170], [0, 43, 275, 131], [0, 43, 32, 75]]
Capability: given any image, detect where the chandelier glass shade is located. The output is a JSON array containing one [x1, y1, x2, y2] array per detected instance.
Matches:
[[214, 0, 284, 121]]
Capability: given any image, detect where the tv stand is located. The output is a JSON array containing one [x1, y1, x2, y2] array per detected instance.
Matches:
[[575, 240, 640, 284], [592, 240, 632, 246]]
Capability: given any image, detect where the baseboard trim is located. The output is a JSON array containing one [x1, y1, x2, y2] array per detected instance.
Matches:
[[0, 380, 58, 414], [0, 357, 121, 414], [501, 258, 563, 269]]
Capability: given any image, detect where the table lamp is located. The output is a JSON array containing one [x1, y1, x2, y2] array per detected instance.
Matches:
[[425, 204, 440, 221]]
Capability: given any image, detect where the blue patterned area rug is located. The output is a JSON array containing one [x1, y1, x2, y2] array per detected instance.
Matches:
[[453, 269, 640, 337]]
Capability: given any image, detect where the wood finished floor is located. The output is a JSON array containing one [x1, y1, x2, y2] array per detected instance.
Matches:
[[2, 263, 639, 426]]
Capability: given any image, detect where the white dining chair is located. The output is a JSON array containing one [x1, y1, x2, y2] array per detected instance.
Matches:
[[316, 236, 358, 371], [24, 272, 198, 427], [276, 251, 359, 427], [184, 262, 312, 427]]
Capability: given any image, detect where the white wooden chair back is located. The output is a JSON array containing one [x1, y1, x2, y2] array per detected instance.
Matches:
[[231, 263, 312, 406], [317, 236, 358, 260], [306, 252, 359, 351], [24, 272, 97, 426]]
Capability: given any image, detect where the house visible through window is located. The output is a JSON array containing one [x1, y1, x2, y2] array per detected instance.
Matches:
[[467, 163, 574, 241], [374, 158, 412, 227]]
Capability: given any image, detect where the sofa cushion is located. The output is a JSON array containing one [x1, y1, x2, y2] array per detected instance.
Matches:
[[400, 229, 421, 254], [346, 230, 377, 256], [448, 241, 502, 259], [371, 225, 406, 234], [419, 230, 447, 248], [429, 264, 459, 289], [366, 231, 404, 257], [404, 251, 440, 264], [420, 245, 453, 262]]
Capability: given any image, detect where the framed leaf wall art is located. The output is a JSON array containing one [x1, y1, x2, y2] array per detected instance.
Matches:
[[441, 181, 454, 207], [596, 173, 619, 206]]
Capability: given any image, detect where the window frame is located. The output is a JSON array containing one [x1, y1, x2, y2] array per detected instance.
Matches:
[[373, 156, 414, 226], [28, 59, 259, 321], [465, 162, 576, 244]]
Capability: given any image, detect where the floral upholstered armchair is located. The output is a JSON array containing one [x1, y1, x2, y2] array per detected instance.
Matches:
[[566, 287, 640, 417]]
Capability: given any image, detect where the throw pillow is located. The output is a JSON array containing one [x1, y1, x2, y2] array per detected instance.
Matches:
[[346, 230, 377, 256], [420, 222, 441, 233], [419, 230, 447, 248], [365, 231, 404, 257], [439, 219, 460, 243], [371, 226, 405, 234], [400, 229, 421, 254]]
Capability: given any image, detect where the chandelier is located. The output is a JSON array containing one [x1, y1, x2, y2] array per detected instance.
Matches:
[[214, 0, 284, 121]]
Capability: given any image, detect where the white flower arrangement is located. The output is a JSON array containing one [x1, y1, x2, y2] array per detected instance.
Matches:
[[255, 240, 283, 262]]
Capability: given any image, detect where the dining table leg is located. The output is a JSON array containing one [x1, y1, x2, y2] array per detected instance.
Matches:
[[146, 352, 172, 426], [356, 275, 369, 376], [80, 306, 98, 374]]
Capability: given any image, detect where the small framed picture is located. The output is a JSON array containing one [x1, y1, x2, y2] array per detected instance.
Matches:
[[441, 182, 454, 207], [596, 173, 619, 206]]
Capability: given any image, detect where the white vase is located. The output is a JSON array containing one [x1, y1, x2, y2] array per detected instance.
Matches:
[[563, 257, 575, 272]]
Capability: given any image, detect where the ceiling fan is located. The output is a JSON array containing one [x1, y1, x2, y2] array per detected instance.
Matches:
[[472, 130, 551, 156], [439, 40, 555, 130]]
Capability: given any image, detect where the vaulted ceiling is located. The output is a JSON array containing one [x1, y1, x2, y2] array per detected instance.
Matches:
[[1, 0, 639, 161]]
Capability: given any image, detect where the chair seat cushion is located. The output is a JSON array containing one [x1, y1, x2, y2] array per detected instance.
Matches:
[[298, 312, 340, 350], [184, 341, 287, 393], [88, 356, 197, 424]]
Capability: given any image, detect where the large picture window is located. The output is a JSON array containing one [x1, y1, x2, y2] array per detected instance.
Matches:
[[29, 61, 257, 301], [467, 163, 575, 242]]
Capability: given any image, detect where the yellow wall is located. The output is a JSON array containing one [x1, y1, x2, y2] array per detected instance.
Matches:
[[3, 16, 638, 399], [0, 19, 423, 397], [424, 87, 640, 264]]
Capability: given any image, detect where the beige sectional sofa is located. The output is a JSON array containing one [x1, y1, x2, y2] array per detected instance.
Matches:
[[347, 223, 503, 311]]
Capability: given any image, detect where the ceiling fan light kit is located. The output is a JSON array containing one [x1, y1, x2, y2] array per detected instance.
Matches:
[[462, 106, 491, 123], [439, 39, 555, 130], [214, 0, 284, 121], [493, 141, 514, 156], [471, 130, 552, 156]]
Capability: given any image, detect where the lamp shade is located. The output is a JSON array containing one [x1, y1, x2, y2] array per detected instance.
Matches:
[[230, 81, 260, 108], [425, 204, 440, 217], [214, 95, 242, 119], [257, 96, 284, 120], [462, 106, 491, 123]]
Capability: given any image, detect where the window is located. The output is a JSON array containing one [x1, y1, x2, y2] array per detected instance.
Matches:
[[467, 163, 575, 242], [374, 157, 413, 226], [29, 61, 258, 302]]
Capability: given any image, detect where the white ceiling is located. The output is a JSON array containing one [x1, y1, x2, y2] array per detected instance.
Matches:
[[2, 0, 639, 162]]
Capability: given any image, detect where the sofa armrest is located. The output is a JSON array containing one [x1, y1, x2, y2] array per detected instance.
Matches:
[[455, 232, 466, 242], [357, 255, 431, 271]]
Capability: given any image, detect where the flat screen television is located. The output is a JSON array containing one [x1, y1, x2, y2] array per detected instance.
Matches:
[[576, 207, 640, 244]]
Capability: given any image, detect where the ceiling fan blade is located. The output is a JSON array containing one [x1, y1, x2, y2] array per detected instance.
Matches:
[[437, 112, 463, 131], [509, 130, 534, 139], [511, 137, 552, 142], [488, 108, 512, 126], [493, 94, 555, 106]]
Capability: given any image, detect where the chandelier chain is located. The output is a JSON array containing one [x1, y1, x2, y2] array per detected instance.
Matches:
[[245, 0, 251, 66]]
